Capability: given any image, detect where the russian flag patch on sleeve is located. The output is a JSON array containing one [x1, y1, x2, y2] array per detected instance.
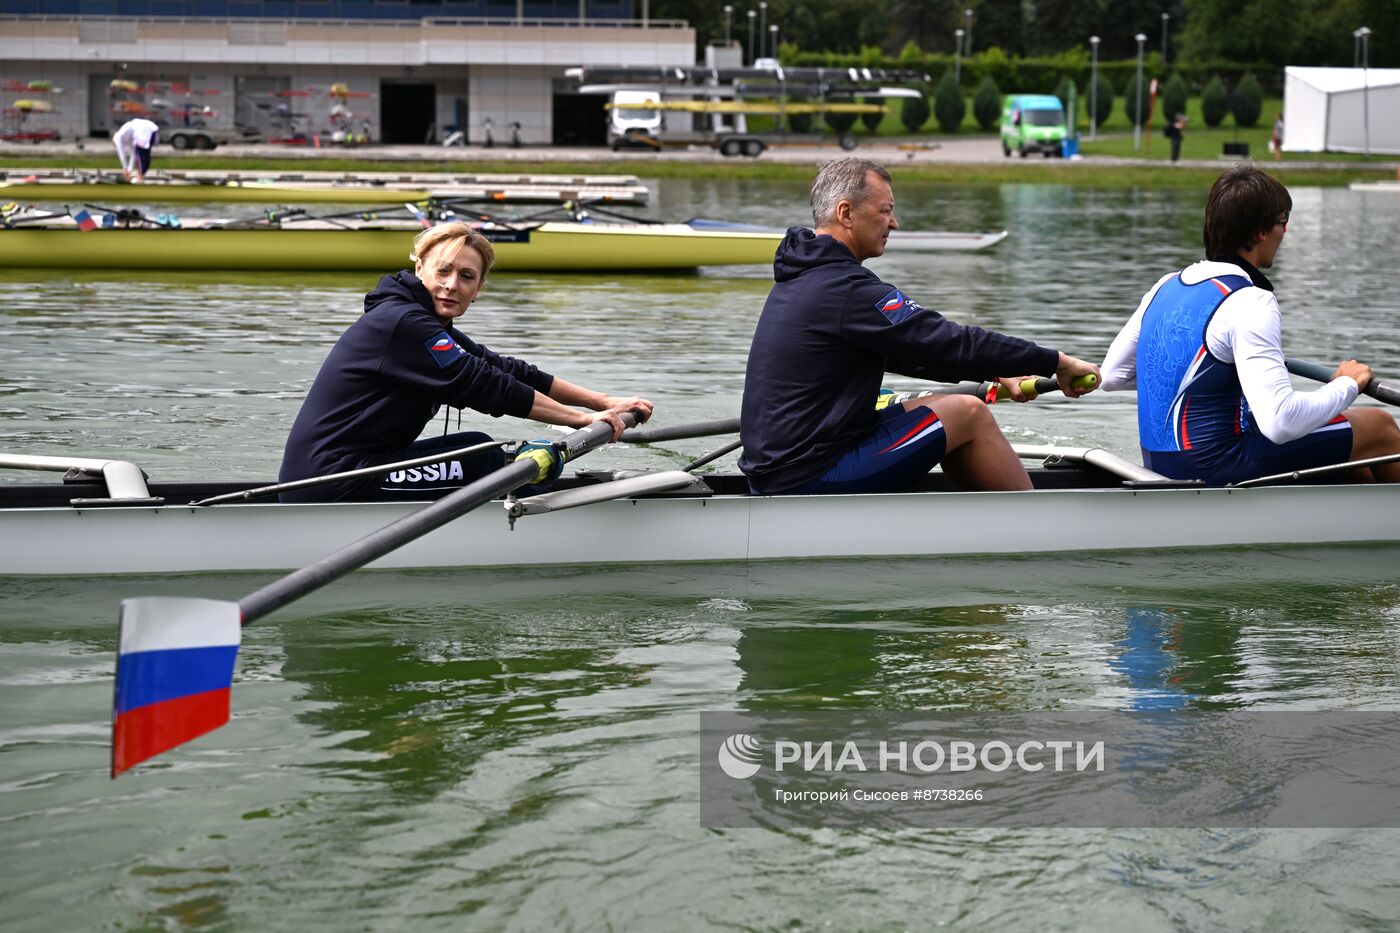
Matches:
[[425, 331, 468, 368], [876, 289, 922, 325]]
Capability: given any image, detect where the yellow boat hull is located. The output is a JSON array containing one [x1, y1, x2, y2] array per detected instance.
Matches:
[[0, 222, 779, 272]]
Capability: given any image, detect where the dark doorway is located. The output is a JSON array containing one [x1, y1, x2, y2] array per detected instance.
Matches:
[[380, 82, 436, 144], [552, 93, 607, 146]]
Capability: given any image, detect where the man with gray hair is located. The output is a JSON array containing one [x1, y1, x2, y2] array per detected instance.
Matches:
[[738, 157, 1100, 495]]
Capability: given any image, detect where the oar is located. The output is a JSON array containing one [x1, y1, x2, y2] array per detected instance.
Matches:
[[882, 373, 1098, 407], [1287, 358, 1400, 407], [110, 413, 641, 777], [617, 375, 1099, 446]]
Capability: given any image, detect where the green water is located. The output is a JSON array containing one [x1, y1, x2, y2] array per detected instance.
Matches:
[[2, 179, 1400, 930]]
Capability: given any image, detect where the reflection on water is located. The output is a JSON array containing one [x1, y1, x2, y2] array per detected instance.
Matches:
[[3, 179, 1400, 929], [2, 550, 1400, 926]]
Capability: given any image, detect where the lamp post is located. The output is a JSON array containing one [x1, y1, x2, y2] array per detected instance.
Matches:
[[1161, 13, 1169, 66], [723, 5, 732, 45], [1355, 26, 1372, 156], [759, 2, 767, 57], [954, 28, 964, 83], [1089, 35, 1100, 140], [769, 24, 779, 61], [964, 8, 974, 55], [1133, 32, 1147, 151], [747, 8, 755, 66]]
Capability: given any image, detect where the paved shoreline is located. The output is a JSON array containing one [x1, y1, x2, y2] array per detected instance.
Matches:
[[3, 136, 1393, 173]]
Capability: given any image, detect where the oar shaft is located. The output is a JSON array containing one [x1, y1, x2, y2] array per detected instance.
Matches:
[[623, 418, 741, 443], [237, 417, 624, 625], [1287, 357, 1400, 407]]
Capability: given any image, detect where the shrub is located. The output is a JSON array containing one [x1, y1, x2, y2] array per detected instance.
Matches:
[[900, 91, 931, 132], [1201, 75, 1228, 127], [1123, 72, 1147, 127], [825, 109, 858, 134], [860, 97, 883, 133], [933, 70, 966, 133], [1088, 73, 1114, 128], [1234, 72, 1263, 127], [1161, 73, 1189, 125], [972, 75, 1001, 131], [1053, 75, 1076, 115]]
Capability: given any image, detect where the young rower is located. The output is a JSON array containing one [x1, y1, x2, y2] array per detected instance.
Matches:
[[739, 157, 1100, 495], [1100, 164, 1400, 484], [278, 222, 652, 502]]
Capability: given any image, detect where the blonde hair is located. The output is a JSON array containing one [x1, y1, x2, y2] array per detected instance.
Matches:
[[410, 222, 496, 284]]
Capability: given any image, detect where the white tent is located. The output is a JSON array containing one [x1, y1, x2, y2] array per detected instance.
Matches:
[[1282, 66, 1400, 155]]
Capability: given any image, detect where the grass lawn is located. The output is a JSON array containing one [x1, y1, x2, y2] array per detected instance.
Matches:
[[820, 95, 1388, 166]]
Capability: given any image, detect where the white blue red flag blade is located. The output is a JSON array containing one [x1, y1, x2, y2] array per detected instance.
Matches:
[[111, 597, 242, 777], [73, 208, 97, 231]]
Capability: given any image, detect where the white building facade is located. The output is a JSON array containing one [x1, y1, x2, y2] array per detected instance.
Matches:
[[0, 12, 696, 145]]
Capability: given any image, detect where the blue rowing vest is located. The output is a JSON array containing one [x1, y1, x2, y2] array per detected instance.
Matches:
[[1136, 272, 1253, 476]]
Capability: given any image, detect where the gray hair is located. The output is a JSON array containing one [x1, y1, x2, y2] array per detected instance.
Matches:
[[810, 157, 892, 227]]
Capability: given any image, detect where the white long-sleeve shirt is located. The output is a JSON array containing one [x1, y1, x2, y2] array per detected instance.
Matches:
[[112, 119, 160, 173], [1101, 260, 1357, 445]]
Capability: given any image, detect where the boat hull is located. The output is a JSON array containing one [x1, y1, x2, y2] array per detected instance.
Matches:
[[3, 482, 1397, 576], [0, 170, 650, 205], [0, 222, 779, 271]]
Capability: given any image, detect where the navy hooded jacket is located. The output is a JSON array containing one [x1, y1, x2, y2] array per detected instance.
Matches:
[[279, 271, 554, 489], [738, 228, 1060, 493]]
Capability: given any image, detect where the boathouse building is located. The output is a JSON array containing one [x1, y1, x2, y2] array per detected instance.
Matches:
[[0, 1, 695, 146]]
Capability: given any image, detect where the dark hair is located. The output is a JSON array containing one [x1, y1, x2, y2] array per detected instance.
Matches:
[[1202, 165, 1291, 259], [811, 157, 893, 227]]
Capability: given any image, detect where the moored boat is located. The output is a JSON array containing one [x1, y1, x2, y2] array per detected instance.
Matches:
[[4, 446, 1398, 576], [0, 213, 780, 271], [0, 167, 651, 205]]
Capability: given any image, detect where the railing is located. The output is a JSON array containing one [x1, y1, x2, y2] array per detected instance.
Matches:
[[0, 12, 687, 28]]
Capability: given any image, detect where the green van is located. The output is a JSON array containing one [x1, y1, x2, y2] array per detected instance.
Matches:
[[1000, 94, 1067, 158]]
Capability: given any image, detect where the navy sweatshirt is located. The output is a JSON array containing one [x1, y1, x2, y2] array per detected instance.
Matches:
[[279, 271, 554, 486], [738, 228, 1060, 493]]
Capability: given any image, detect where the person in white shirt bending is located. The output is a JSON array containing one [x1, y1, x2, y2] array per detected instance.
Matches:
[[1101, 164, 1400, 485], [113, 118, 160, 183]]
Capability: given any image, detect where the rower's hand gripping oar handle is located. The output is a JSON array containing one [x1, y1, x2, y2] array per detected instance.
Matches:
[[877, 373, 1099, 409], [1287, 357, 1400, 408]]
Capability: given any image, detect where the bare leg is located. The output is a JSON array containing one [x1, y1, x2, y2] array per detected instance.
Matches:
[[904, 395, 1032, 491], [1345, 408, 1400, 482]]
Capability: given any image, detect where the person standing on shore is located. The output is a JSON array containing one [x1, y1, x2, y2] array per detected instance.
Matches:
[[1163, 113, 1187, 163], [113, 117, 160, 183], [1270, 114, 1284, 162]]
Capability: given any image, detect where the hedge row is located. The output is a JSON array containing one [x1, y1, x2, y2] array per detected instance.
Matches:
[[784, 46, 1283, 96]]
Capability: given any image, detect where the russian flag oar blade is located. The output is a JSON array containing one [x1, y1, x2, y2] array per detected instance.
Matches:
[[111, 597, 242, 777]]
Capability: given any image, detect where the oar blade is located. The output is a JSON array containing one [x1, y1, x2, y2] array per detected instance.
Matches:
[[112, 598, 242, 778]]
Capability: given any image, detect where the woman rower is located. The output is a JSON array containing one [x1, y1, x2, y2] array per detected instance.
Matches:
[[278, 221, 652, 502]]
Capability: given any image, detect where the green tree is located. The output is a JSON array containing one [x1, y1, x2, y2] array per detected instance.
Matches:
[[1200, 74, 1228, 127], [1053, 75, 1076, 113], [1088, 73, 1114, 128], [900, 91, 931, 132], [1122, 72, 1148, 127], [860, 97, 884, 132], [1234, 72, 1263, 127], [1161, 73, 1189, 124], [933, 70, 967, 132], [973, 75, 1002, 130]]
